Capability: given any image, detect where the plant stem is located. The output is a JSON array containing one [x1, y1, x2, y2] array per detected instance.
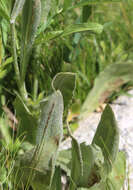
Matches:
[[11, 23, 20, 84], [11, 23, 28, 100]]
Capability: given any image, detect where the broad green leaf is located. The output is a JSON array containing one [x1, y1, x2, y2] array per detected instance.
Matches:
[[15, 91, 64, 189], [21, 0, 41, 82], [14, 97, 38, 144], [10, 0, 26, 23], [69, 137, 83, 190], [79, 143, 104, 188], [80, 63, 133, 120], [92, 105, 119, 175], [52, 72, 76, 108], [57, 143, 104, 189], [62, 23, 103, 37], [82, 152, 126, 190]]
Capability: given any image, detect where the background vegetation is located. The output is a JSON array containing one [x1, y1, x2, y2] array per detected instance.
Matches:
[[0, 0, 133, 189]]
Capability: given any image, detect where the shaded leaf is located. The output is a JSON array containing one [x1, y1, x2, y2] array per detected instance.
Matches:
[[79, 143, 104, 188], [51, 166, 62, 190], [69, 137, 83, 190], [14, 97, 38, 144]]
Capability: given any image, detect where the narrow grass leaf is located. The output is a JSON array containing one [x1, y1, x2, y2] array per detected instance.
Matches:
[[21, 0, 41, 81], [10, 0, 26, 23], [62, 23, 103, 37]]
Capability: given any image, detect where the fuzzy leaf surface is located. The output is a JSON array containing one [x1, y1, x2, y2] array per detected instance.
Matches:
[[52, 72, 76, 109], [15, 91, 64, 189], [80, 62, 133, 120], [92, 104, 119, 175]]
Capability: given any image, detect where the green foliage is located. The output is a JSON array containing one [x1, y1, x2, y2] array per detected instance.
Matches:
[[0, 0, 130, 189], [52, 72, 76, 109], [57, 105, 125, 190], [92, 104, 119, 175]]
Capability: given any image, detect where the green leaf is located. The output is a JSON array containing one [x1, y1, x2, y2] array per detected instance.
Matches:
[[82, 5, 92, 22], [21, 0, 41, 82], [39, 0, 52, 33], [69, 137, 83, 190], [80, 62, 133, 120], [57, 148, 71, 176], [0, 0, 10, 21], [106, 151, 126, 190], [10, 0, 26, 23], [35, 23, 103, 45], [79, 143, 104, 188], [35, 30, 63, 45], [52, 72, 76, 109], [92, 104, 119, 175], [15, 91, 64, 188], [50, 167, 62, 190], [14, 97, 38, 144], [81, 152, 126, 190], [62, 23, 103, 37], [63, 0, 72, 10]]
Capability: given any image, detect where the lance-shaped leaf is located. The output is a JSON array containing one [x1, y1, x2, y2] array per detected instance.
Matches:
[[35, 22, 103, 45], [10, 0, 26, 23], [21, 0, 41, 82], [52, 72, 76, 109], [61, 23, 103, 36], [15, 91, 64, 189], [80, 62, 133, 120], [92, 104, 119, 175]]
